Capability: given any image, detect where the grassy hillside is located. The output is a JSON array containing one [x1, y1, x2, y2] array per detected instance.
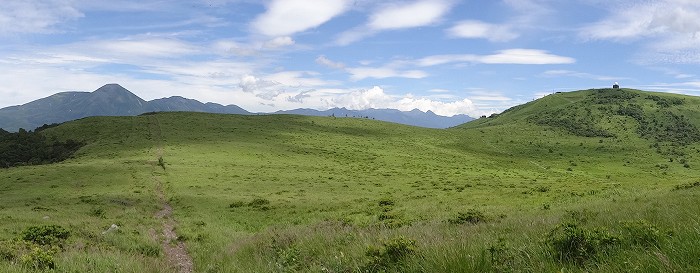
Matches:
[[1, 89, 700, 272]]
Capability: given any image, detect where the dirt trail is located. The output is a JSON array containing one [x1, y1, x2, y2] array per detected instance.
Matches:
[[148, 116, 194, 273]]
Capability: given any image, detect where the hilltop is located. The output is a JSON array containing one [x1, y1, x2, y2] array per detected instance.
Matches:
[[1, 88, 699, 272]]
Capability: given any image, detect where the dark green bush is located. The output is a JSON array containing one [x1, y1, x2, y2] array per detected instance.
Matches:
[[363, 236, 416, 272], [229, 201, 246, 208], [378, 198, 395, 207], [248, 198, 270, 207], [449, 209, 487, 224], [157, 156, 166, 170], [487, 238, 514, 271], [672, 181, 700, 191], [248, 198, 271, 210], [547, 223, 620, 265], [621, 220, 662, 247], [21, 225, 70, 246], [0, 128, 83, 168], [89, 207, 106, 218]]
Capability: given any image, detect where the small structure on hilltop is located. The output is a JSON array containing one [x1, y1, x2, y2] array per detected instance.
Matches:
[[612, 82, 620, 89]]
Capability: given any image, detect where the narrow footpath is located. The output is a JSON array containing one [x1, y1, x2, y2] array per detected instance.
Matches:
[[148, 116, 194, 273]]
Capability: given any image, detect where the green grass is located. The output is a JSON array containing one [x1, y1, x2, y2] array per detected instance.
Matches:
[[1, 89, 700, 272]]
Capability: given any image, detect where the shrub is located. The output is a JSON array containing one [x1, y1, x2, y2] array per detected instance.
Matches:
[[157, 156, 166, 170], [20, 247, 55, 270], [248, 198, 271, 210], [487, 238, 514, 271], [378, 198, 395, 207], [672, 181, 700, 191], [0, 240, 19, 261], [363, 236, 416, 272], [21, 225, 70, 246], [547, 223, 620, 265], [449, 209, 487, 224], [621, 220, 662, 247], [229, 201, 246, 208], [248, 198, 270, 207], [273, 245, 301, 272], [89, 207, 106, 218]]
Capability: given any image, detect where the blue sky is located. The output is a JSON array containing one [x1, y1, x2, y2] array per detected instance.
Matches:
[[1, 0, 699, 117]]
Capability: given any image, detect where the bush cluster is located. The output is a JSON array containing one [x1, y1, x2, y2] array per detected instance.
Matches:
[[229, 198, 271, 211], [645, 95, 684, 107], [0, 225, 71, 270], [448, 209, 488, 224], [376, 198, 407, 228], [363, 236, 417, 272], [0, 127, 83, 168], [547, 223, 620, 265], [673, 181, 700, 191], [21, 225, 70, 246], [529, 104, 614, 138], [547, 212, 669, 267]]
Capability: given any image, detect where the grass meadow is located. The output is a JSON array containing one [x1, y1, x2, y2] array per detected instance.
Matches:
[[1, 89, 700, 272]]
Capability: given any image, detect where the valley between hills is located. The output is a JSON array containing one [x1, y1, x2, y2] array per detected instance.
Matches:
[[1, 88, 700, 272]]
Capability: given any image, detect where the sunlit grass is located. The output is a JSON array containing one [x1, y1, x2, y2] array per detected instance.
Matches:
[[1, 88, 700, 271]]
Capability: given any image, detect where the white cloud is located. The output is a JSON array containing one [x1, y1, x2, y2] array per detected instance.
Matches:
[[479, 49, 575, 64], [251, 0, 349, 36], [347, 67, 428, 80], [542, 70, 623, 81], [239, 75, 279, 93], [263, 36, 295, 48], [266, 71, 337, 87], [368, 0, 450, 30], [580, 0, 700, 63], [447, 20, 518, 42], [86, 38, 199, 58], [0, 0, 83, 35], [581, 1, 700, 41], [335, 0, 451, 45], [415, 49, 575, 66], [316, 55, 346, 69], [416, 54, 478, 66], [329, 86, 476, 116], [334, 28, 374, 46], [637, 81, 700, 94], [236, 71, 339, 101]]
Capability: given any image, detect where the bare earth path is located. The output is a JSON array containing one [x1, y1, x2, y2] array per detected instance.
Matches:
[[148, 116, 194, 273]]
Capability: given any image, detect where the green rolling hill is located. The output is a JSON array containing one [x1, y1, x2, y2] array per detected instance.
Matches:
[[1, 88, 699, 272]]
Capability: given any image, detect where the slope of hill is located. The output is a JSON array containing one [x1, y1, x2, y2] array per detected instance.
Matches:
[[1, 88, 699, 272], [0, 84, 473, 131], [459, 88, 700, 161]]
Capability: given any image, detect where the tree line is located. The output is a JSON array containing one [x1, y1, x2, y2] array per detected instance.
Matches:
[[0, 125, 83, 168]]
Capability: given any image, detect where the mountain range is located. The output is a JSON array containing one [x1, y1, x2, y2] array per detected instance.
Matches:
[[0, 84, 473, 132]]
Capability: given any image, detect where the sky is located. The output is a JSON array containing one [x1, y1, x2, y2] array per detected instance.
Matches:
[[1, 0, 700, 117]]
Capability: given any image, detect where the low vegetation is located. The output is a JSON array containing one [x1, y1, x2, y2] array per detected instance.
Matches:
[[1, 88, 699, 272]]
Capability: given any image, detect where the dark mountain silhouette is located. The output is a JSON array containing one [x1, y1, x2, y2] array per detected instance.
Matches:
[[0, 84, 473, 131], [0, 84, 249, 131], [276, 108, 473, 128]]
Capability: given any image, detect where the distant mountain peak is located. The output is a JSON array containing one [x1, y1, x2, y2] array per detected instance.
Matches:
[[96, 83, 127, 91], [0, 84, 472, 131], [93, 83, 138, 97]]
